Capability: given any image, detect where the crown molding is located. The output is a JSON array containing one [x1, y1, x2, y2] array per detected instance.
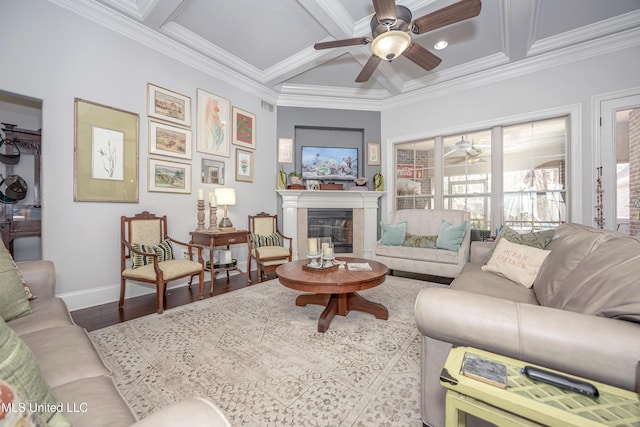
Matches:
[[49, 0, 278, 103]]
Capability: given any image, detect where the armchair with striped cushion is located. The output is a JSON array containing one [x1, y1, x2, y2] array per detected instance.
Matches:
[[248, 212, 292, 282]]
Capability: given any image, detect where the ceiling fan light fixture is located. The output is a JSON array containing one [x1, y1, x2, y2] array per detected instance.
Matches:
[[371, 30, 411, 61], [434, 40, 448, 50]]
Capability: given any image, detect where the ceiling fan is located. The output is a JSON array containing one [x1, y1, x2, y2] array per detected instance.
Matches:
[[313, 0, 482, 82], [445, 136, 486, 163]]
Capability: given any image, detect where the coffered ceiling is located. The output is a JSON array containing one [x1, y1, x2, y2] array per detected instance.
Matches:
[[57, 0, 640, 107]]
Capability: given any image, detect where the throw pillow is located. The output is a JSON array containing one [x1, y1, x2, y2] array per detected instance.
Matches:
[[0, 379, 47, 426], [485, 226, 554, 263], [436, 220, 467, 252], [131, 239, 174, 268], [402, 233, 437, 248], [481, 239, 551, 288], [252, 233, 280, 247], [380, 221, 407, 246], [0, 242, 31, 321], [0, 318, 70, 425]]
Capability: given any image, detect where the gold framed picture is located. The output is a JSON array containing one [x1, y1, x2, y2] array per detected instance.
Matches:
[[202, 158, 225, 185], [74, 98, 139, 202], [232, 107, 256, 149], [148, 120, 192, 160], [235, 149, 254, 182], [147, 83, 191, 127], [367, 141, 381, 166], [148, 158, 191, 194]]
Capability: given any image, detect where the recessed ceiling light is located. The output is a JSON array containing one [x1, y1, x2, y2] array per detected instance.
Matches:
[[434, 40, 448, 50]]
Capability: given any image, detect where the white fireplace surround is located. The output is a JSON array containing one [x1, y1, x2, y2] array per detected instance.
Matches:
[[276, 190, 384, 260]]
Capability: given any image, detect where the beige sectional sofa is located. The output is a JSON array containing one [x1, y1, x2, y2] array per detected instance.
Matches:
[[414, 223, 640, 427], [372, 209, 471, 278], [5, 259, 230, 427]]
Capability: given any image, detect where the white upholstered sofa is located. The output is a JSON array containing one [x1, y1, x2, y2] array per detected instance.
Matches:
[[372, 209, 471, 278]]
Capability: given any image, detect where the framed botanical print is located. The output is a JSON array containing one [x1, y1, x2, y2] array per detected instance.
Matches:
[[201, 158, 225, 185], [147, 83, 191, 127], [148, 158, 191, 194], [74, 98, 139, 202], [148, 120, 192, 160], [367, 142, 381, 166], [278, 137, 293, 163], [232, 107, 256, 149], [196, 88, 230, 157], [235, 149, 254, 182]]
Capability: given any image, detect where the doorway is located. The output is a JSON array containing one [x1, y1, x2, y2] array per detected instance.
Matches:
[[598, 91, 640, 236]]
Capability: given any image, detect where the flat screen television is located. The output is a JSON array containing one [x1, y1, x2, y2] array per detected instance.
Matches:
[[301, 146, 358, 181]]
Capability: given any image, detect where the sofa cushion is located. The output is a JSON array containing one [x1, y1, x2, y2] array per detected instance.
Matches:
[[8, 297, 73, 337], [535, 229, 640, 322], [481, 239, 551, 288], [452, 263, 540, 304], [436, 220, 467, 251], [485, 226, 554, 262], [0, 318, 69, 425], [380, 221, 407, 246], [375, 243, 459, 265], [0, 242, 32, 322], [20, 325, 111, 389]]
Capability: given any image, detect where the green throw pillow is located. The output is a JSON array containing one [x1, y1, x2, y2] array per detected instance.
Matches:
[[380, 221, 407, 246], [485, 226, 555, 263], [131, 239, 174, 268], [252, 233, 280, 247], [0, 242, 31, 321], [436, 220, 467, 251], [402, 233, 437, 248], [0, 318, 70, 425]]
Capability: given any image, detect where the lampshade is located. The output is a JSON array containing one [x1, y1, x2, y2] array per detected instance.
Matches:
[[214, 188, 236, 206], [371, 30, 411, 61]]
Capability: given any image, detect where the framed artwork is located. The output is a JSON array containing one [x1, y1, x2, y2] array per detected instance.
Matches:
[[278, 137, 293, 163], [235, 149, 254, 182], [74, 98, 139, 202], [232, 107, 256, 149], [367, 142, 381, 166], [148, 120, 192, 160], [148, 158, 191, 194], [196, 88, 230, 157], [147, 83, 191, 127], [202, 158, 225, 185]]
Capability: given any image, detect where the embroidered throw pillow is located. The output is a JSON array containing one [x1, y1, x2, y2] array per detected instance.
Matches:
[[402, 233, 437, 248], [485, 226, 555, 263], [252, 233, 281, 247], [482, 239, 551, 288], [131, 239, 174, 268]]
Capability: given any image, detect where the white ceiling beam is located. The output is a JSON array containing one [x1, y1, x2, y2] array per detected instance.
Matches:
[[141, 0, 189, 29], [501, 0, 539, 61]]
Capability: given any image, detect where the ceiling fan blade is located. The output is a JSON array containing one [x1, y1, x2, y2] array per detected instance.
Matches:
[[412, 0, 482, 34], [356, 55, 382, 82], [403, 43, 442, 71], [314, 38, 370, 50], [372, 0, 397, 24]]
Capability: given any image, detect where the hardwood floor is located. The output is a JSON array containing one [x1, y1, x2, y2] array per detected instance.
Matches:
[[71, 272, 258, 332], [71, 270, 450, 332]]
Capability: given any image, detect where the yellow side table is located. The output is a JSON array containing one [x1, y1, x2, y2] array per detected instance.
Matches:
[[440, 347, 640, 427]]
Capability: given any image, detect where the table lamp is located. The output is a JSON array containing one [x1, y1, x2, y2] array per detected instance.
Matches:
[[214, 187, 236, 230]]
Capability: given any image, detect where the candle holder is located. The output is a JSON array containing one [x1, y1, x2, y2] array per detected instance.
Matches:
[[208, 204, 219, 231], [196, 200, 206, 231], [306, 252, 322, 268]]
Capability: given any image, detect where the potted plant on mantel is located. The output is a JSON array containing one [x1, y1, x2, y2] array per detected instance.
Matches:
[[287, 171, 305, 189]]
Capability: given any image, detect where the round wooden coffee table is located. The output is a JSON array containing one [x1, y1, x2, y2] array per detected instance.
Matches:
[[276, 257, 389, 333]]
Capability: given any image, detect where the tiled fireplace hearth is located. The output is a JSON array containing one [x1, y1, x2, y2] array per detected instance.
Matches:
[[276, 190, 384, 259]]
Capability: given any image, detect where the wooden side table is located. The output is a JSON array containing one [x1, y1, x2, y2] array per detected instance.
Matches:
[[189, 230, 252, 294], [440, 347, 640, 427]]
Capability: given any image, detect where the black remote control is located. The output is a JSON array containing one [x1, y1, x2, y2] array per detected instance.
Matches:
[[521, 366, 599, 398]]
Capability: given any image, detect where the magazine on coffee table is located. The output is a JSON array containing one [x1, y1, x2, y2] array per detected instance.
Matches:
[[347, 262, 373, 271]]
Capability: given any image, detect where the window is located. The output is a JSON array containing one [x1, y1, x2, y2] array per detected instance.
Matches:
[[393, 115, 569, 234]]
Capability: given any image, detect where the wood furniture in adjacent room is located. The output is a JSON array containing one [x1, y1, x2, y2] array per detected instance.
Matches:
[[276, 257, 388, 332], [121, 211, 205, 314], [440, 346, 640, 427], [0, 123, 41, 257], [189, 229, 252, 294]]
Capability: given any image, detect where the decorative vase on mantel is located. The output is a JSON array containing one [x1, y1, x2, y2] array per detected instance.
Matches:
[[277, 166, 287, 190]]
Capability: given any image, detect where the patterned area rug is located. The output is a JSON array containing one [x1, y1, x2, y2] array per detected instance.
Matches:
[[90, 275, 443, 426]]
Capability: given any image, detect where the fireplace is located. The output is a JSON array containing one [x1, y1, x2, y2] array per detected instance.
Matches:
[[308, 209, 353, 253]]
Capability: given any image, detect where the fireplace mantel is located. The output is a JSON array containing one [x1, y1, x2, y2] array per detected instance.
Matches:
[[276, 190, 384, 259]]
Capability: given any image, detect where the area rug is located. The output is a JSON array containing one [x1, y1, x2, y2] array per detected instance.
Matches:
[[89, 276, 443, 426]]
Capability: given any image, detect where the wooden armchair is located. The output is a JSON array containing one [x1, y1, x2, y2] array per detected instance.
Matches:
[[120, 211, 205, 314], [248, 212, 292, 282]]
